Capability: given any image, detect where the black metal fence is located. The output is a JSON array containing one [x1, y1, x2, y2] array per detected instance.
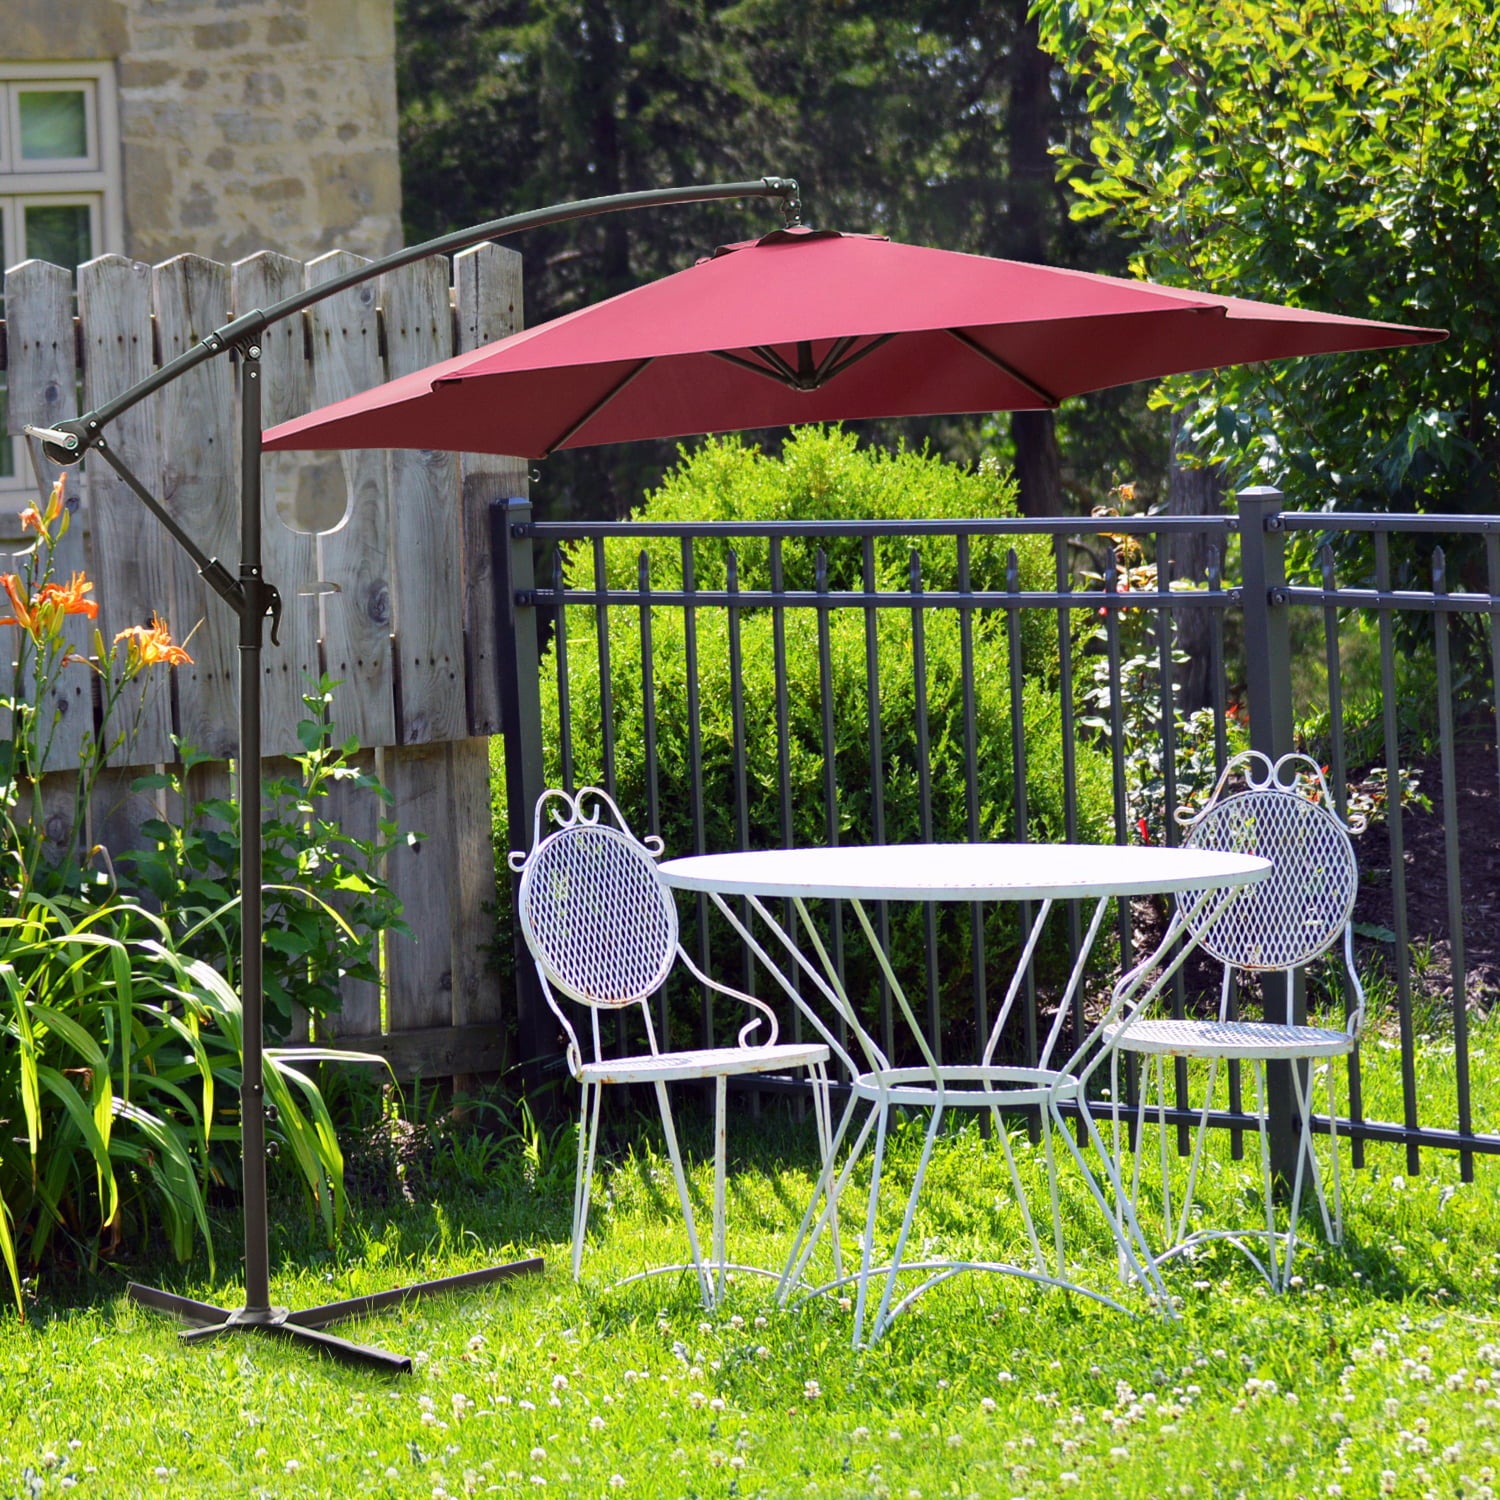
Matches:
[[490, 487, 1500, 1176]]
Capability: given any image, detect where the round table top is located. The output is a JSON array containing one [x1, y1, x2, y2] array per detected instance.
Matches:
[[658, 842, 1272, 902]]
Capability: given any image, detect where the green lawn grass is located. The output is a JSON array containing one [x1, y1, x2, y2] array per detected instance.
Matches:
[[3, 1014, 1499, 1500]]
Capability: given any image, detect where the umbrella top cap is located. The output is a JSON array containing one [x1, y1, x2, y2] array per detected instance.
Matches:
[[705, 225, 889, 262]]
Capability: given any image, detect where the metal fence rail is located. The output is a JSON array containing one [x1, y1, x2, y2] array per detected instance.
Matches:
[[490, 487, 1500, 1176]]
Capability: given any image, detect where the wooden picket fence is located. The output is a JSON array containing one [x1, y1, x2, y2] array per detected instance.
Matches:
[[2, 246, 528, 1078]]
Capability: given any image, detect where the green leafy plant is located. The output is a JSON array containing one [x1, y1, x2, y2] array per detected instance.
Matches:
[[1, 480, 357, 1315], [120, 682, 412, 1041], [0, 891, 350, 1316]]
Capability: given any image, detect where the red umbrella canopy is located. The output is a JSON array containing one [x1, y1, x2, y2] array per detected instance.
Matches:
[[262, 227, 1445, 459]]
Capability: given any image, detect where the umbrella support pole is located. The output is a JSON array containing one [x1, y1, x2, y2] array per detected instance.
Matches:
[[24, 177, 800, 1375], [107, 346, 543, 1372]]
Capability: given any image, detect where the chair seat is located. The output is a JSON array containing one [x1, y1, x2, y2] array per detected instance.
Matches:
[[1104, 1017, 1355, 1060], [579, 1042, 829, 1085]]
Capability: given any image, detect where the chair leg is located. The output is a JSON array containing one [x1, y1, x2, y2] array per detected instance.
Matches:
[[810, 1062, 844, 1279], [712, 1074, 728, 1305], [852, 1100, 890, 1349], [654, 1080, 713, 1307], [1175, 1056, 1221, 1250], [1325, 1062, 1345, 1246], [572, 1081, 603, 1281], [1252, 1062, 1281, 1290]]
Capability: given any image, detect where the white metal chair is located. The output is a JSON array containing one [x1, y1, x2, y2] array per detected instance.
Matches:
[[509, 787, 837, 1306], [1103, 750, 1365, 1290]]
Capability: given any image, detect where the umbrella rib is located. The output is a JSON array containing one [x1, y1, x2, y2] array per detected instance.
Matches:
[[709, 347, 804, 386], [710, 334, 897, 392], [541, 359, 653, 455], [946, 330, 1059, 408], [816, 332, 896, 384]]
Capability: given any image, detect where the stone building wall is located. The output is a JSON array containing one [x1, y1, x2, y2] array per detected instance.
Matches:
[[6, 0, 402, 263]]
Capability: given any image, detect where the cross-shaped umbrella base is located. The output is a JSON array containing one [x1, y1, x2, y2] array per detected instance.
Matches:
[[127, 1260, 544, 1373]]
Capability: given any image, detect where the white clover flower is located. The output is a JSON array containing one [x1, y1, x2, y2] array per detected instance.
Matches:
[[689, 1391, 708, 1409], [530, 1447, 547, 1463], [468, 1334, 486, 1351], [1381, 1473, 1398, 1494], [552, 1374, 568, 1391], [980, 1398, 997, 1412], [997, 1370, 1013, 1383], [699, 1322, 713, 1334], [838, 1297, 853, 1312], [729, 1315, 744, 1329], [730, 1455, 746, 1469], [609, 1478, 626, 1490], [1110, 1447, 1129, 1460], [710, 1397, 726, 1412], [590, 1416, 606, 1431], [754, 1316, 768, 1329], [519, 1399, 536, 1411], [386, 1468, 400, 1480], [946, 1434, 962, 1448], [755, 1346, 770, 1360], [708, 1451, 726, 1468], [153, 1469, 170, 1481], [852, 1426, 870, 1441], [804, 1379, 822, 1400], [285, 1460, 300, 1473]]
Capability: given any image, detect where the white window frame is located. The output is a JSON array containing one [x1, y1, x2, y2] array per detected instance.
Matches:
[[1, 62, 122, 514]]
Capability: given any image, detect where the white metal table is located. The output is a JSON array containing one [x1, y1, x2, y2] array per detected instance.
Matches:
[[659, 842, 1271, 1344]]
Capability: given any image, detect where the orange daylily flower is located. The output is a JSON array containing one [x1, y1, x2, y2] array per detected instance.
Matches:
[[19, 474, 68, 538], [34, 572, 98, 620], [0, 573, 34, 630], [113, 612, 193, 669]]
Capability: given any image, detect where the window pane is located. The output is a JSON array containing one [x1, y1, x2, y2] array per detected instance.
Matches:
[[25, 203, 92, 271], [19, 91, 89, 160]]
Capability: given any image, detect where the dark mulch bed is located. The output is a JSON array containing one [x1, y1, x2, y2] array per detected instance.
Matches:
[[1348, 734, 1500, 1009]]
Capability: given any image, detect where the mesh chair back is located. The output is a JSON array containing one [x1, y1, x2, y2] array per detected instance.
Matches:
[[1183, 780, 1358, 971], [518, 820, 679, 1008]]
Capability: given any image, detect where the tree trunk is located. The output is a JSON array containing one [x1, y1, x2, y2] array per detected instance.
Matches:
[[1166, 411, 1225, 711], [1006, 0, 1063, 518]]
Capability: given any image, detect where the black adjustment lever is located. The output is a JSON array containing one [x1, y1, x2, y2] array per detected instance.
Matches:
[[265, 585, 283, 647]]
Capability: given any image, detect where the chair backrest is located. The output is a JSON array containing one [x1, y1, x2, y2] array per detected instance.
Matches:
[[514, 788, 679, 1009], [1179, 751, 1360, 973]]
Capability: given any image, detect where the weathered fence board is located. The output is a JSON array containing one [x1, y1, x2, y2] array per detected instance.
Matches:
[[77, 255, 175, 771], [382, 256, 466, 746], [455, 244, 527, 737], [384, 741, 461, 1032], [1, 259, 90, 772], [307, 251, 396, 750], [154, 255, 239, 760], [232, 252, 323, 760], [317, 748, 384, 1041]]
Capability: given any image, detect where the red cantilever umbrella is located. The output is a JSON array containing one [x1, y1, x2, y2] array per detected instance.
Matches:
[[263, 226, 1444, 458]]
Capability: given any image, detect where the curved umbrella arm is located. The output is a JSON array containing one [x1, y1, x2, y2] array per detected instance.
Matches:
[[24, 176, 802, 466]]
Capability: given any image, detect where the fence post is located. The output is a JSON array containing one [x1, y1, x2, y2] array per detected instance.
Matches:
[[490, 495, 555, 1102], [1237, 484, 1307, 1191]]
